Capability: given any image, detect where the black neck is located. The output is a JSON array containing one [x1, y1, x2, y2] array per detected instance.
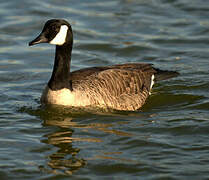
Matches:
[[48, 44, 72, 90]]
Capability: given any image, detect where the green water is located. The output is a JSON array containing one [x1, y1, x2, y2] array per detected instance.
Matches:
[[0, 0, 209, 179]]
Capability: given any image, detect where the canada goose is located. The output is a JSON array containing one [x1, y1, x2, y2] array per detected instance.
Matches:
[[29, 19, 179, 111]]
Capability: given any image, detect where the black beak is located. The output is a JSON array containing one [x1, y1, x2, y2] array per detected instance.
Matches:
[[29, 33, 48, 46]]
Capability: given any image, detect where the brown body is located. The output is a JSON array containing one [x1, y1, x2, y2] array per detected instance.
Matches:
[[41, 63, 177, 111]]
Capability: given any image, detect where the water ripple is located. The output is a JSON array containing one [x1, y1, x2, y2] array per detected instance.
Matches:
[[0, 0, 209, 179]]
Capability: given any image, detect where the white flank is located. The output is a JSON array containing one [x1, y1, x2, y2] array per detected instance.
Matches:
[[150, 75, 155, 89], [50, 25, 68, 45], [150, 74, 155, 90], [149, 75, 155, 95]]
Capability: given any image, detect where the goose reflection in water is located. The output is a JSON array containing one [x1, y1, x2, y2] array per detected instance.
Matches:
[[26, 105, 141, 175], [41, 118, 86, 175]]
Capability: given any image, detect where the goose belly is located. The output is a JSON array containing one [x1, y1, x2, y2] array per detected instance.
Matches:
[[41, 86, 91, 106]]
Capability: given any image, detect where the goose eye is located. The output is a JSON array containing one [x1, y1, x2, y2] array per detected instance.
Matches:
[[51, 25, 59, 33]]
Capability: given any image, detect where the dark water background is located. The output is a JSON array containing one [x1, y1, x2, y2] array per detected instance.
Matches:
[[0, 0, 209, 179]]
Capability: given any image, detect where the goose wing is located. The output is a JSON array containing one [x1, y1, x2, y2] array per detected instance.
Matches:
[[71, 65, 154, 111], [70, 63, 156, 81]]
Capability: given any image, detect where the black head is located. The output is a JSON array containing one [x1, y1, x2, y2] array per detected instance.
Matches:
[[29, 19, 73, 46]]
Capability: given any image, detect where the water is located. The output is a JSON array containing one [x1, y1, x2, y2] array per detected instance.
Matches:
[[0, 0, 209, 179]]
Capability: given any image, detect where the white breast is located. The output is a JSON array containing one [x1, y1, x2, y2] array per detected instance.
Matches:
[[41, 86, 91, 107]]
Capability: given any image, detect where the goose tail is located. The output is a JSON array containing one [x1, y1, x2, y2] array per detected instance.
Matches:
[[154, 68, 179, 81]]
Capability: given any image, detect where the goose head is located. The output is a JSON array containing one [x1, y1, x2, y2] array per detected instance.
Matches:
[[29, 19, 73, 46]]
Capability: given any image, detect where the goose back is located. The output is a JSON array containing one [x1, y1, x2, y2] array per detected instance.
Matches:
[[69, 63, 156, 111]]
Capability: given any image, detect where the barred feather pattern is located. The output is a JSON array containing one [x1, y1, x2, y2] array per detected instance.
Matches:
[[71, 65, 154, 111], [41, 63, 177, 111]]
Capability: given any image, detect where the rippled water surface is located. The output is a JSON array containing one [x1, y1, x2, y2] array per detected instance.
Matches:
[[0, 0, 209, 179]]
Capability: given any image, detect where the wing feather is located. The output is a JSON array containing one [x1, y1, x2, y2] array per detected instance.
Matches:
[[72, 68, 153, 110]]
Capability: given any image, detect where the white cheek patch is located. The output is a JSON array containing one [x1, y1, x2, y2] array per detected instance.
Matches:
[[50, 25, 68, 45]]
